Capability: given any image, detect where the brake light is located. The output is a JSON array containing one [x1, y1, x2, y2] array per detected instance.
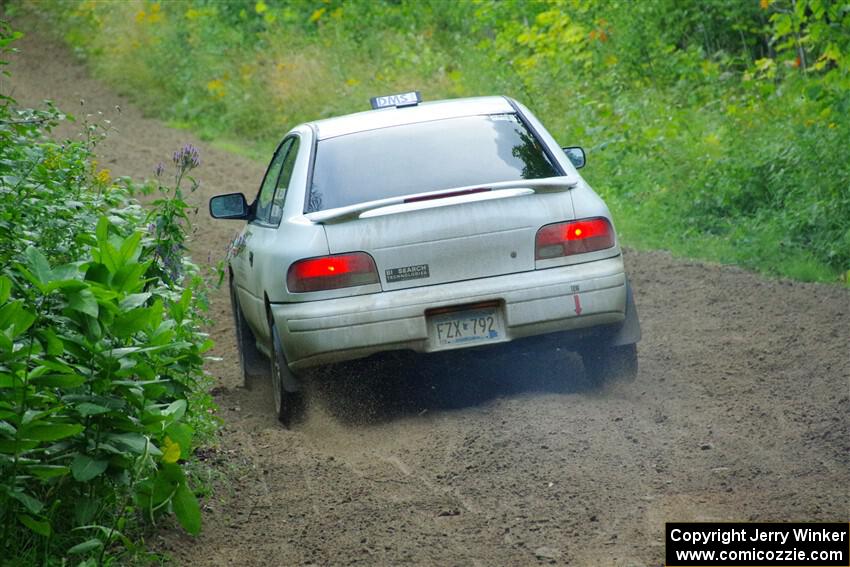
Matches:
[[287, 252, 379, 292], [535, 218, 615, 260]]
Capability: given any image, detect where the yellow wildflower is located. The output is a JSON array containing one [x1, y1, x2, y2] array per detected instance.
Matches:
[[759, 0, 770, 9], [310, 7, 326, 23], [147, 2, 162, 23], [95, 169, 111, 184], [207, 78, 226, 99], [43, 150, 61, 170], [135, 9, 146, 23], [162, 436, 181, 464]]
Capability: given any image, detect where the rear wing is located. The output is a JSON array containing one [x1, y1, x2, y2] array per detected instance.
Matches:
[[305, 176, 578, 224]]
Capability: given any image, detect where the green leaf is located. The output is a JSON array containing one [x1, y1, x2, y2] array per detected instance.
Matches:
[[40, 328, 64, 356], [149, 472, 179, 508], [23, 246, 52, 286], [118, 231, 142, 264], [0, 439, 38, 453], [0, 373, 16, 390], [71, 454, 109, 482], [172, 482, 201, 536], [113, 307, 152, 337], [112, 262, 149, 293], [96, 216, 109, 244], [18, 514, 51, 537], [0, 373, 18, 390], [26, 464, 70, 479], [163, 399, 187, 423], [81, 314, 100, 340], [29, 374, 86, 388], [20, 422, 83, 441], [75, 402, 110, 417], [68, 538, 103, 554], [108, 432, 153, 455], [0, 334, 12, 354], [0, 300, 36, 337], [0, 275, 11, 303], [66, 288, 98, 318], [119, 292, 151, 310], [73, 498, 99, 525], [100, 242, 121, 274], [164, 422, 193, 455], [10, 490, 44, 514], [0, 420, 14, 436]]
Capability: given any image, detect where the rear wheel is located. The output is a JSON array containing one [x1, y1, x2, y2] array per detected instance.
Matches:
[[231, 283, 267, 388], [580, 342, 638, 385], [270, 321, 305, 427]]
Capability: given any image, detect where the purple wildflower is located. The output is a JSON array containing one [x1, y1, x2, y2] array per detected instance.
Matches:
[[154, 161, 165, 177], [172, 143, 201, 171]]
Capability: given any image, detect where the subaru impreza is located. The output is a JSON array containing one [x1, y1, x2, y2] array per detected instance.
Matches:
[[210, 93, 641, 424]]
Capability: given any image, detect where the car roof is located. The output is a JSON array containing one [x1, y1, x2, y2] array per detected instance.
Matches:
[[310, 96, 515, 141]]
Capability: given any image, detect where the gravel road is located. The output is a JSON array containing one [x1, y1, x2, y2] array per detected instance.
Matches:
[[6, 21, 849, 566]]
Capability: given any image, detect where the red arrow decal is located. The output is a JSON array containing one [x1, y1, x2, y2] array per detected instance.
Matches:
[[574, 294, 582, 315]]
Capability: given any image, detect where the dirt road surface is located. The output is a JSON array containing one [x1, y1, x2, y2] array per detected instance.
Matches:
[[6, 21, 849, 566]]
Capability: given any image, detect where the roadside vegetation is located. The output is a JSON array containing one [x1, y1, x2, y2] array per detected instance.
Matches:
[[0, 21, 218, 564], [27, 0, 850, 283]]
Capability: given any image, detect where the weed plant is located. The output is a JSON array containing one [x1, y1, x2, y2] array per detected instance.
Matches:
[[0, 21, 217, 565]]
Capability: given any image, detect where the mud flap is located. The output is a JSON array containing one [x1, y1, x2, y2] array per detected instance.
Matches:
[[275, 337, 302, 393], [608, 279, 641, 346], [269, 311, 302, 394]]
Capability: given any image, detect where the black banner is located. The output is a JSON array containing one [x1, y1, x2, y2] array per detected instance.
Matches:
[[666, 522, 849, 566]]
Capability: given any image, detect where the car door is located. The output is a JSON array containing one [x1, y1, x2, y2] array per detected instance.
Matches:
[[235, 138, 292, 334], [242, 136, 300, 340]]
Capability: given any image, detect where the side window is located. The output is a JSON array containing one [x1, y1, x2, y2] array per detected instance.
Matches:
[[253, 139, 292, 224], [269, 137, 300, 225]]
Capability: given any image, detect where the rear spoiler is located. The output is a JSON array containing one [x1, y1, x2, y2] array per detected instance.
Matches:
[[305, 176, 578, 224]]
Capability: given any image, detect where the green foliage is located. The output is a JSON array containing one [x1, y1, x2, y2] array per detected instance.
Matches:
[[0, 21, 216, 564], [32, 0, 850, 281]]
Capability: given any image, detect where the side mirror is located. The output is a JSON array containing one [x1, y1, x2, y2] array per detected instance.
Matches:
[[210, 193, 249, 220], [562, 146, 586, 169]]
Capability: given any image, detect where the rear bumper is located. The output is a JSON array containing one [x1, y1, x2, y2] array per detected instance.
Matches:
[[272, 255, 627, 370]]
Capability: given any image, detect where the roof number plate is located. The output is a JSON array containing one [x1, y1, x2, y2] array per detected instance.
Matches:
[[370, 91, 422, 110]]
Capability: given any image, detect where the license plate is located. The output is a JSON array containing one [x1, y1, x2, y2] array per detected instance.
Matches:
[[428, 307, 504, 350]]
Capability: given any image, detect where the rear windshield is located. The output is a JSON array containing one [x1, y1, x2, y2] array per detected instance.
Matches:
[[306, 114, 560, 212]]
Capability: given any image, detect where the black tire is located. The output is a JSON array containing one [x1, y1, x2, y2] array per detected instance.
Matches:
[[270, 322, 305, 427], [580, 342, 638, 385], [231, 283, 267, 388]]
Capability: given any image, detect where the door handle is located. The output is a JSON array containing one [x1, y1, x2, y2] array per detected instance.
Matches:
[[249, 251, 254, 267]]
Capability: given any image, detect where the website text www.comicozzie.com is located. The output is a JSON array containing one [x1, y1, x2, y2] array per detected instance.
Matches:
[[665, 523, 849, 567], [673, 547, 843, 564]]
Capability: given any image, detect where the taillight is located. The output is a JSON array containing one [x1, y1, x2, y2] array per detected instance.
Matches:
[[535, 218, 615, 260], [287, 252, 379, 292]]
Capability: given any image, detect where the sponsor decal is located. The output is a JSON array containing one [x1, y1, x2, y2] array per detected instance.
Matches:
[[385, 264, 430, 283]]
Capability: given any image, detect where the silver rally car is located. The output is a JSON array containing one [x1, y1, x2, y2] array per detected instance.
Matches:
[[210, 93, 641, 424]]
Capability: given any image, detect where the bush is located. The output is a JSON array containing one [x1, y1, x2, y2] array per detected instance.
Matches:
[[0, 21, 216, 565]]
